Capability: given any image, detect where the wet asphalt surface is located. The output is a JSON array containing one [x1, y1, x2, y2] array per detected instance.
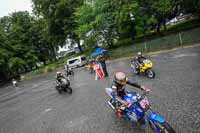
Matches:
[[0, 46, 200, 133]]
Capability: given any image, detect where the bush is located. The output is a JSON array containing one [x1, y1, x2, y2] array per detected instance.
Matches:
[[46, 67, 54, 72], [33, 69, 44, 75]]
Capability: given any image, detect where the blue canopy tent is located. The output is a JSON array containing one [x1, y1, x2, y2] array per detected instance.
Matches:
[[91, 48, 108, 57]]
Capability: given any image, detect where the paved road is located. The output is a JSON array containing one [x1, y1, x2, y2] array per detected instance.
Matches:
[[0, 46, 200, 133]]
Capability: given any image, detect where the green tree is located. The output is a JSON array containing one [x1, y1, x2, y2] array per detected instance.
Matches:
[[180, 0, 200, 17], [0, 11, 49, 78], [75, 3, 96, 48], [8, 57, 26, 76], [32, 0, 84, 52]]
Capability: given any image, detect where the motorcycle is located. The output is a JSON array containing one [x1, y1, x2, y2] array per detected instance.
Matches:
[[131, 59, 155, 78], [88, 63, 95, 74], [12, 79, 18, 87], [55, 78, 72, 94], [65, 68, 74, 77], [86, 60, 96, 74], [105, 88, 175, 133]]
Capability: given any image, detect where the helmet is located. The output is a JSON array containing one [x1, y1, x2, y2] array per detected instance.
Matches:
[[56, 71, 62, 77], [137, 52, 142, 56], [114, 72, 128, 85]]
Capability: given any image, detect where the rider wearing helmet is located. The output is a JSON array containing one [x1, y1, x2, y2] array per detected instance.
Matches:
[[64, 64, 71, 77], [111, 72, 150, 110], [111, 72, 148, 98], [134, 52, 146, 69], [56, 71, 65, 84], [64, 64, 69, 71]]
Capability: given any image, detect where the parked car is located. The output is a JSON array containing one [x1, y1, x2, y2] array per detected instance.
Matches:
[[63, 50, 76, 57], [67, 55, 87, 68]]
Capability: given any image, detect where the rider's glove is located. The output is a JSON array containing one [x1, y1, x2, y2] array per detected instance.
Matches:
[[141, 86, 151, 93]]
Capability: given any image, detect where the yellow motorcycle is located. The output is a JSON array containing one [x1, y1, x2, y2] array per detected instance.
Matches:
[[131, 59, 155, 78]]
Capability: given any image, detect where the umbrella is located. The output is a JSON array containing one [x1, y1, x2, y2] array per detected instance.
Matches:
[[91, 48, 108, 57]]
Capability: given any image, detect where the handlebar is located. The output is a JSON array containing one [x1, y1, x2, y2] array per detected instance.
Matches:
[[137, 89, 151, 102]]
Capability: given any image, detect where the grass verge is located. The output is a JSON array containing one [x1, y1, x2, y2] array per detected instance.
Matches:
[[109, 27, 200, 59]]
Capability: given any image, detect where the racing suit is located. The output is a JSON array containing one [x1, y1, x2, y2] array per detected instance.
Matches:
[[134, 55, 146, 69], [111, 80, 142, 99], [56, 74, 65, 86], [111, 80, 145, 122]]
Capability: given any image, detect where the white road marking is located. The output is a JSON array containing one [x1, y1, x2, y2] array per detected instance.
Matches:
[[44, 108, 52, 113], [27, 108, 53, 123], [39, 108, 53, 116], [33, 84, 38, 88], [67, 115, 89, 128]]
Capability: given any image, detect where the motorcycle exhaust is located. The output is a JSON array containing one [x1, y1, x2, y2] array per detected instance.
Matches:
[[107, 101, 116, 111]]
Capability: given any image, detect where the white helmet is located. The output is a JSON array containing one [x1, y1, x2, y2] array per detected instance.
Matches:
[[56, 71, 62, 76], [137, 52, 142, 56]]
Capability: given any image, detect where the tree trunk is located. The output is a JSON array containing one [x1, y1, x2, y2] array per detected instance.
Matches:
[[163, 23, 167, 31], [107, 40, 113, 49], [77, 40, 83, 53], [50, 44, 57, 61], [157, 23, 161, 33], [163, 18, 167, 31], [24, 66, 29, 73], [0, 72, 7, 82], [42, 60, 46, 65]]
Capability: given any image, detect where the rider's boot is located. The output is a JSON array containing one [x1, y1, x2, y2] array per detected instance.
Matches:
[[138, 116, 146, 125], [116, 109, 123, 118]]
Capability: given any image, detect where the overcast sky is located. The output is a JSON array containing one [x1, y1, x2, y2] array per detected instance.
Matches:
[[0, 0, 32, 17]]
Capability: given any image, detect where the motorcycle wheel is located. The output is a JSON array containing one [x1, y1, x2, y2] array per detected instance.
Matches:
[[149, 121, 175, 133], [159, 122, 175, 133], [55, 86, 62, 94], [146, 69, 155, 78], [66, 86, 72, 94], [134, 69, 140, 75], [71, 71, 74, 76]]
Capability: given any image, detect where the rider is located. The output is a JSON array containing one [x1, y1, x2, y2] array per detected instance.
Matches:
[[64, 64, 69, 71], [111, 72, 150, 116], [134, 52, 146, 69], [56, 71, 65, 85], [64, 64, 72, 77], [88, 58, 95, 70]]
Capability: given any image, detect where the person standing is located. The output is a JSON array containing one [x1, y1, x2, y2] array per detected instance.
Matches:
[[97, 54, 109, 77]]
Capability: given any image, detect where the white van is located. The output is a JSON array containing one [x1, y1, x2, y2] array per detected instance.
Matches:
[[67, 55, 87, 68]]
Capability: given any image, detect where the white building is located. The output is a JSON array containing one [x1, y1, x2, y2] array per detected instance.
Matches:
[[57, 39, 84, 56]]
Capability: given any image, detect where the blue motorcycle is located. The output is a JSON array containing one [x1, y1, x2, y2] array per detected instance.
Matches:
[[105, 88, 175, 133]]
